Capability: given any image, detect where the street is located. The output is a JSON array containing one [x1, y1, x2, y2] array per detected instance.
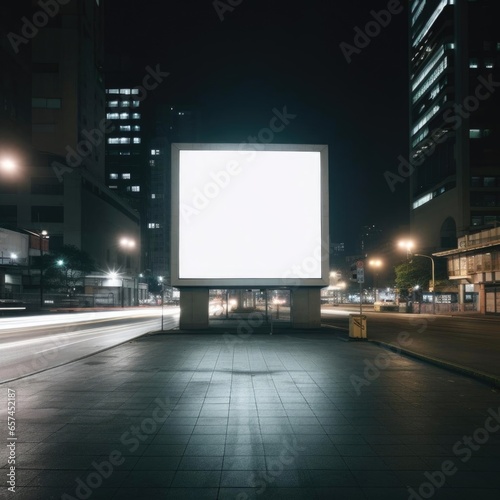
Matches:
[[322, 306, 500, 380], [0, 307, 179, 383]]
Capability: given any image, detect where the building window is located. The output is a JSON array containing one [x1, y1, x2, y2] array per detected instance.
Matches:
[[133, 125, 141, 131], [119, 151, 131, 156], [151, 149, 160, 156], [151, 194, 156, 199], [109, 173, 118, 179], [32, 97, 62, 109], [149, 160, 155, 166], [131, 186, 140, 192], [107, 89, 119, 94], [107, 113, 119, 120], [108, 101, 119, 107], [119, 125, 131, 132], [109, 185, 117, 189], [132, 101, 140, 108], [132, 113, 141, 119], [131, 88, 139, 94], [469, 58, 479, 69], [122, 173, 131, 180], [31, 206, 64, 223], [120, 101, 130, 107], [119, 113, 129, 120], [133, 137, 141, 144], [120, 89, 131, 95]]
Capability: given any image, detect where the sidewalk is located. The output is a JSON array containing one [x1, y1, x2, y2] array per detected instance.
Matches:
[[2, 329, 500, 499]]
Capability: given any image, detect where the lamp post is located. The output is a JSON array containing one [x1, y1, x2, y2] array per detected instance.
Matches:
[[368, 259, 383, 303], [159, 276, 164, 330], [39, 230, 49, 308], [415, 253, 436, 315]]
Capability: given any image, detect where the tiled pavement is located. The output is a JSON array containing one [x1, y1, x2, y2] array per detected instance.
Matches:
[[1, 330, 500, 499]]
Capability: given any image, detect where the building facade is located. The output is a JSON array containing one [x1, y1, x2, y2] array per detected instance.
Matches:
[[0, 1, 141, 284], [435, 226, 500, 314], [409, 0, 500, 251]]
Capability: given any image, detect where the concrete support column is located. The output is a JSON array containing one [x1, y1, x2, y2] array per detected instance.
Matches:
[[458, 283, 465, 312], [180, 287, 209, 329], [479, 283, 485, 314], [291, 287, 321, 329]]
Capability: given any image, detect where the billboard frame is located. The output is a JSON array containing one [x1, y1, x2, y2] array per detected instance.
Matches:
[[171, 143, 329, 288]]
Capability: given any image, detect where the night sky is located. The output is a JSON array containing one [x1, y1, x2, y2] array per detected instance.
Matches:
[[105, 0, 409, 252]]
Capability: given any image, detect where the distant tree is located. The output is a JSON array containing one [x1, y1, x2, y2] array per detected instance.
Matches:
[[394, 257, 449, 299], [44, 245, 96, 295]]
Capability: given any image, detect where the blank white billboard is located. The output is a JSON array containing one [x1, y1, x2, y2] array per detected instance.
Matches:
[[171, 143, 329, 287]]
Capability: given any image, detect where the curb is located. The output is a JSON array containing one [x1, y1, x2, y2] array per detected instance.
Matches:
[[369, 340, 500, 389]]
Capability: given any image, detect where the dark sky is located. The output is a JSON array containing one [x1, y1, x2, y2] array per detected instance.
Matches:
[[105, 0, 409, 252]]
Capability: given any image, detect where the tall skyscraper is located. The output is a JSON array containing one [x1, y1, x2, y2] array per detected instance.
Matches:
[[409, 0, 500, 251], [0, 1, 141, 277]]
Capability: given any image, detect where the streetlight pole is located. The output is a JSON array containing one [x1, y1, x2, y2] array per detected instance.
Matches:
[[415, 253, 435, 314], [368, 259, 383, 303], [39, 230, 48, 308]]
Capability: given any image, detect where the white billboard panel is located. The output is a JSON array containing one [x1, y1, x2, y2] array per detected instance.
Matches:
[[171, 143, 329, 287]]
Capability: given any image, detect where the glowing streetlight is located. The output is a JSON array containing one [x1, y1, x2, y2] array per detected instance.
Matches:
[[119, 237, 136, 249], [398, 239, 414, 259], [368, 259, 383, 302], [0, 158, 16, 173]]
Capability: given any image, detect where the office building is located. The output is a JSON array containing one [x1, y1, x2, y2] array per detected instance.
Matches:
[[409, 0, 500, 251]]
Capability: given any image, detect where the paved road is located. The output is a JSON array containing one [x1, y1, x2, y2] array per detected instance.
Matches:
[[322, 307, 500, 381], [0, 307, 179, 383]]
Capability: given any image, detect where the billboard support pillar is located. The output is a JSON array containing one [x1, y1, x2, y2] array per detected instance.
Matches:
[[179, 287, 209, 330], [291, 287, 321, 329]]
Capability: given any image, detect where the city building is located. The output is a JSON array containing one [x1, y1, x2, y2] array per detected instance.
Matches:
[[409, 0, 500, 251], [0, 2, 141, 290], [146, 105, 200, 281], [434, 225, 500, 314]]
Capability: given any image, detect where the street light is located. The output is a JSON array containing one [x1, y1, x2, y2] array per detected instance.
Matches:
[[368, 259, 383, 302], [414, 253, 436, 315], [119, 237, 136, 305], [38, 230, 49, 308], [398, 239, 414, 259], [0, 158, 17, 173]]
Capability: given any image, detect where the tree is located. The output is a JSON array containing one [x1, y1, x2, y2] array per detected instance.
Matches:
[[44, 245, 96, 295], [394, 257, 449, 300]]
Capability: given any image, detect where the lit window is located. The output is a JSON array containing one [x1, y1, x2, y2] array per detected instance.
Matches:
[[107, 89, 119, 94], [109, 173, 118, 179], [485, 59, 495, 69], [149, 160, 155, 166], [120, 101, 130, 107], [151, 194, 156, 199], [133, 125, 141, 131], [108, 138, 119, 144], [108, 101, 119, 107], [106, 113, 119, 120], [133, 137, 141, 144], [120, 89, 131, 95], [122, 173, 131, 179], [120, 151, 131, 156], [131, 186, 140, 192], [132, 113, 141, 119], [119, 125, 131, 132], [469, 58, 479, 69], [119, 137, 130, 144], [131, 88, 139, 94], [413, 193, 433, 209], [119, 113, 129, 119], [109, 185, 117, 189], [132, 101, 140, 107], [151, 149, 160, 156]]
